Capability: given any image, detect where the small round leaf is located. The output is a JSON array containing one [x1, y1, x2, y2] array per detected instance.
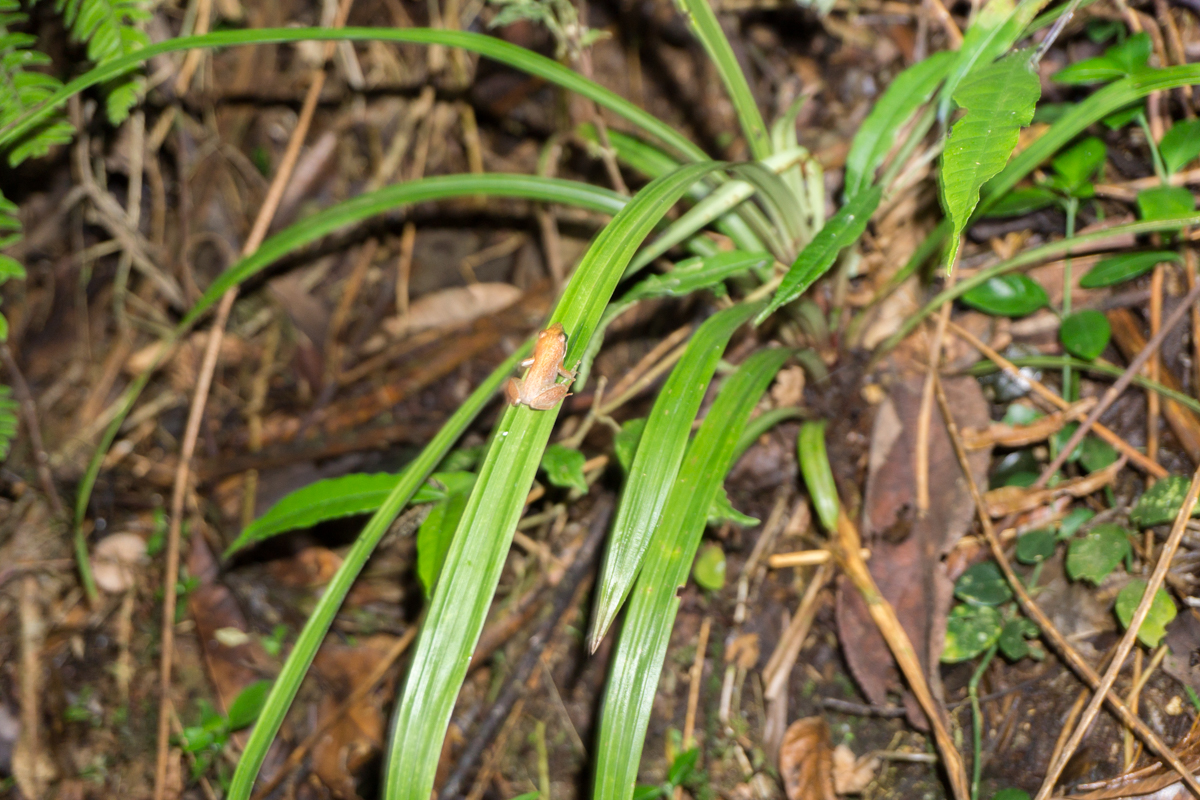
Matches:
[[1016, 529, 1057, 564], [961, 275, 1049, 317], [1066, 523, 1132, 584], [955, 561, 1012, 606], [942, 604, 1003, 662], [1060, 309, 1111, 360], [1115, 579, 1177, 647], [693, 544, 726, 591]]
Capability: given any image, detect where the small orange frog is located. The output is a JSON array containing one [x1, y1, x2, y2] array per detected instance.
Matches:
[[505, 322, 576, 410]]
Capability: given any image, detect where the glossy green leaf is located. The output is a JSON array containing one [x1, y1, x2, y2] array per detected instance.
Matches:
[[940, 52, 1041, 267], [1161, 119, 1200, 174], [383, 162, 723, 800], [1060, 309, 1111, 360], [1059, 507, 1095, 539], [675, 0, 770, 159], [844, 51, 954, 200], [942, 604, 1003, 662], [1050, 136, 1106, 196], [416, 472, 477, 597], [593, 347, 790, 800], [1138, 186, 1196, 222], [1016, 529, 1057, 564], [756, 185, 881, 324], [982, 187, 1059, 217], [226, 680, 272, 731], [708, 486, 759, 527], [955, 561, 1012, 606], [960, 274, 1048, 317], [227, 345, 531, 800], [1066, 523, 1131, 584], [693, 544, 727, 591], [797, 420, 840, 532], [1115, 579, 1177, 647], [590, 302, 761, 648], [1052, 32, 1152, 85], [1131, 475, 1200, 527], [226, 472, 407, 555], [1103, 103, 1143, 130], [998, 617, 1041, 661], [541, 443, 588, 493], [1080, 251, 1180, 288]]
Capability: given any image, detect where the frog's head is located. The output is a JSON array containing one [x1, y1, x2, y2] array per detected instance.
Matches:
[[541, 322, 567, 342]]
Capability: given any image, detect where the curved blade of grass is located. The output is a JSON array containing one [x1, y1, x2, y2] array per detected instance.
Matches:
[[675, 0, 771, 160], [734, 405, 808, 456], [226, 343, 529, 800], [72, 174, 625, 601], [969, 354, 1200, 415], [627, 148, 807, 275], [593, 346, 792, 800], [0, 27, 707, 164], [382, 161, 722, 800], [844, 50, 954, 201], [875, 212, 1200, 357], [756, 185, 882, 324], [588, 300, 763, 650], [798, 420, 839, 530], [582, 124, 768, 255], [575, 250, 773, 388]]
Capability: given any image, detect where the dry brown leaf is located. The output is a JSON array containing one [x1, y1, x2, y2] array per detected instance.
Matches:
[[366, 283, 523, 352], [771, 365, 807, 407], [983, 457, 1125, 517], [779, 717, 836, 800], [91, 532, 147, 594], [831, 744, 879, 795], [962, 398, 1095, 450]]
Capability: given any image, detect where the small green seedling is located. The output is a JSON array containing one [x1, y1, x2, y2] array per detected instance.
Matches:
[[633, 747, 699, 800], [1115, 580, 1177, 647], [176, 681, 271, 782]]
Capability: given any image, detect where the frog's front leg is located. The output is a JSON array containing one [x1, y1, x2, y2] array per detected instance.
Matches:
[[525, 383, 570, 411]]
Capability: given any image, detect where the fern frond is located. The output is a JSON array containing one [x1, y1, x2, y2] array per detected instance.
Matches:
[[57, 0, 148, 123], [0, 385, 17, 461], [0, 189, 25, 342], [0, 1, 74, 165]]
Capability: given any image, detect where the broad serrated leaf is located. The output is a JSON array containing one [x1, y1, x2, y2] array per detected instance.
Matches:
[[1080, 251, 1180, 288], [941, 604, 1003, 662], [940, 53, 1041, 267], [1160, 119, 1200, 175], [1115, 579, 1176, 647], [1060, 309, 1111, 360], [541, 443, 588, 493], [1131, 475, 1200, 527], [756, 185, 880, 324], [960, 274, 1048, 316], [1066, 522, 1131, 584], [955, 561, 1012, 606], [591, 302, 761, 648], [844, 51, 954, 200]]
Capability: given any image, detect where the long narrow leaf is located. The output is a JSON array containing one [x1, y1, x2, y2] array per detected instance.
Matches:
[[588, 301, 763, 649], [226, 344, 529, 800], [675, 0, 771, 159], [593, 347, 792, 800], [756, 185, 882, 324], [382, 162, 722, 800], [844, 51, 954, 200], [0, 27, 708, 163]]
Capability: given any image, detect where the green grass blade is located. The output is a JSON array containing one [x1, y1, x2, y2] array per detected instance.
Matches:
[[592, 347, 792, 800], [0, 27, 708, 163], [226, 344, 529, 800], [626, 148, 806, 274], [382, 161, 722, 800], [72, 173, 626, 559], [588, 301, 763, 649], [756, 185, 881, 324], [674, 0, 771, 160], [875, 212, 1200, 356], [844, 51, 954, 201], [797, 421, 838, 531]]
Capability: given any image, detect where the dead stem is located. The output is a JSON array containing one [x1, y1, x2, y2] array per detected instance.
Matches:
[[932, 372, 1200, 799], [916, 267, 957, 515]]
